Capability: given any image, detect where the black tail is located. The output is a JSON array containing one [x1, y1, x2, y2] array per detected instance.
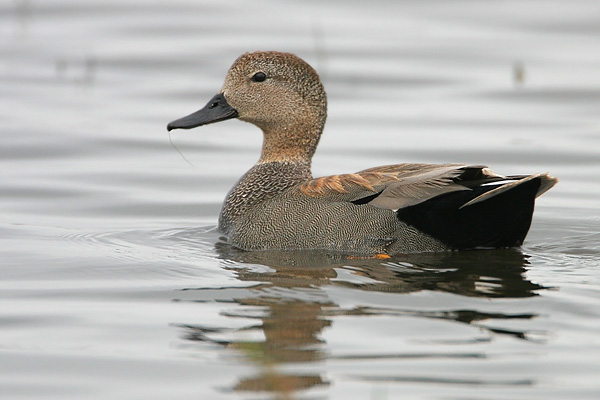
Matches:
[[396, 178, 542, 249]]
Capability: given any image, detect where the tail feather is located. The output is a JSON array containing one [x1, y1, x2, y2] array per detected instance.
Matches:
[[396, 176, 543, 249], [535, 173, 559, 198]]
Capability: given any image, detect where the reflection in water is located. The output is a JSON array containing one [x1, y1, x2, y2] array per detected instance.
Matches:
[[219, 244, 546, 298], [175, 245, 546, 398], [231, 300, 330, 396]]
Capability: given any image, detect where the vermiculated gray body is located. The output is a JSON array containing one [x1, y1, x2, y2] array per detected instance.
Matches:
[[219, 162, 447, 254]]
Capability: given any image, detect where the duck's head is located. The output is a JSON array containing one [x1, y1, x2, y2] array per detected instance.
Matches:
[[168, 51, 327, 163]]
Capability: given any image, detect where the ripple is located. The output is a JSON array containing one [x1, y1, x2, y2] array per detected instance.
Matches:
[[50, 225, 224, 281]]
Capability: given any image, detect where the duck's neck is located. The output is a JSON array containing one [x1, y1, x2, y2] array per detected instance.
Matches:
[[218, 160, 312, 235], [257, 118, 324, 164]]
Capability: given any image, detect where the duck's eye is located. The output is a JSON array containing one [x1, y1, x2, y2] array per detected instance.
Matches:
[[251, 72, 267, 82]]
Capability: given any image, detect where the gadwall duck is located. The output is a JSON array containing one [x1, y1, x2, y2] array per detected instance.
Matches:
[[167, 51, 557, 254]]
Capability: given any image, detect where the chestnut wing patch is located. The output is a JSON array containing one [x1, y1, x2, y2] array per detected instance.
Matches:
[[298, 163, 475, 209], [299, 172, 388, 196]]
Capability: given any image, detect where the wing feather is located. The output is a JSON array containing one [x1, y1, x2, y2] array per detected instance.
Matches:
[[297, 164, 556, 211], [298, 163, 478, 208]]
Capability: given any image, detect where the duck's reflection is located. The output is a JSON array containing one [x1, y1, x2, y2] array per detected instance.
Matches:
[[175, 245, 546, 398], [228, 246, 544, 297]]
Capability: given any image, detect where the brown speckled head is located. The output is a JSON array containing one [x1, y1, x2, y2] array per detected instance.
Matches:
[[220, 51, 327, 164]]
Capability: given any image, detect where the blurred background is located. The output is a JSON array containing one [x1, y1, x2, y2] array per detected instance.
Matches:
[[3, 0, 600, 228], [1, 1, 600, 399]]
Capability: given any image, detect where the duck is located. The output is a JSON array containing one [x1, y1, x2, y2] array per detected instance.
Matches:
[[167, 51, 557, 255]]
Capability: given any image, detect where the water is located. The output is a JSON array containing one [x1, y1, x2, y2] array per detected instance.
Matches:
[[1, 1, 600, 399]]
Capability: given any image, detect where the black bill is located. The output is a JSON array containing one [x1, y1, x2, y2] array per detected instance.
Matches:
[[167, 93, 238, 131]]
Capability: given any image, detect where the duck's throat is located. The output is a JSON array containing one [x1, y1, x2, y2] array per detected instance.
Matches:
[[258, 123, 323, 164]]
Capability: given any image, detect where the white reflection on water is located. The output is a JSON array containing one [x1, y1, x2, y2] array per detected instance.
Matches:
[[1, 0, 600, 399]]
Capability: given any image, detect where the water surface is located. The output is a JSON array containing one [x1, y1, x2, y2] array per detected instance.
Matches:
[[1, 1, 600, 399]]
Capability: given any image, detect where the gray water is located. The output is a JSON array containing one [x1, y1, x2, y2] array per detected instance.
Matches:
[[2, 1, 600, 399]]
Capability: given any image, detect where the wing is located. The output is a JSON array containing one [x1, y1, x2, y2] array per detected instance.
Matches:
[[298, 163, 511, 210]]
